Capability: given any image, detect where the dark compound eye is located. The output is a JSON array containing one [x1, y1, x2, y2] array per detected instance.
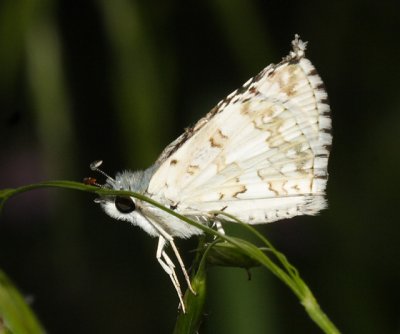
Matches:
[[115, 196, 136, 213]]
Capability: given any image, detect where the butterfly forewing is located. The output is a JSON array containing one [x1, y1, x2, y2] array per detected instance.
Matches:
[[147, 39, 331, 224]]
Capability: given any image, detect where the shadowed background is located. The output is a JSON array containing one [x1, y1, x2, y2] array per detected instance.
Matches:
[[1, 0, 399, 333]]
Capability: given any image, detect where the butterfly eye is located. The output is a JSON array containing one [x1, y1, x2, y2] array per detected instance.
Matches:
[[115, 196, 136, 213]]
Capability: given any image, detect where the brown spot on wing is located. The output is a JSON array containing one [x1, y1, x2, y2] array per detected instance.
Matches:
[[291, 184, 301, 192], [209, 129, 228, 148], [187, 164, 200, 175], [239, 101, 251, 116], [219, 184, 247, 200], [276, 64, 301, 97], [233, 185, 247, 198], [268, 182, 279, 196]]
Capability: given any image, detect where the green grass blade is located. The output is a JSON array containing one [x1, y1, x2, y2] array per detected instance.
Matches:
[[172, 239, 214, 334], [0, 270, 45, 334]]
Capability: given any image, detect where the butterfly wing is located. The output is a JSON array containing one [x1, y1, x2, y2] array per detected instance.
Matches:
[[147, 36, 331, 224]]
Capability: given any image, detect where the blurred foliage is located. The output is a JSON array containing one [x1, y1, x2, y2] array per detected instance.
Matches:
[[0, 0, 399, 333], [0, 270, 45, 334]]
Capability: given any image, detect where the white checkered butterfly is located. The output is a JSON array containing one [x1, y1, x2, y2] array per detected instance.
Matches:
[[88, 35, 331, 312]]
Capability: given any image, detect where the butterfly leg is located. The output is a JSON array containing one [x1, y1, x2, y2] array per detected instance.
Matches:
[[169, 239, 196, 295], [156, 236, 186, 313], [214, 220, 225, 235], [147, 218, 196, 296]]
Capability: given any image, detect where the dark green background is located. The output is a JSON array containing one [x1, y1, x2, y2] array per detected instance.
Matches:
[[1, 0, 399, 333]]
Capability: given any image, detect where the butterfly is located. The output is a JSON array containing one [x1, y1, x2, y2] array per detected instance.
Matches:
[[88, 35, 331, 313]]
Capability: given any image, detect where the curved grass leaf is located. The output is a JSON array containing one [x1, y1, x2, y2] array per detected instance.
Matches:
[[0, 181, 341, 333], [0, 270, 45, 334]]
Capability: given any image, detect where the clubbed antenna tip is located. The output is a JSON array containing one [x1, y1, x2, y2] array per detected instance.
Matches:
[[88, 160, 115, 183]]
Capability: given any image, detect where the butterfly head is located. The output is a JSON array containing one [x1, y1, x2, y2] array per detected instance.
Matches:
[[86, 160, 159, 236]]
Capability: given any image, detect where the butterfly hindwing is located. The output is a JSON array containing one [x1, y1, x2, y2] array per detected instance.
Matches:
[[147, 36, 331, 224]]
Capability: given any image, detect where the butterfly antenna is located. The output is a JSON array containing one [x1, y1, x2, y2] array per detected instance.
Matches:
[[89, 160, 116, 183]]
